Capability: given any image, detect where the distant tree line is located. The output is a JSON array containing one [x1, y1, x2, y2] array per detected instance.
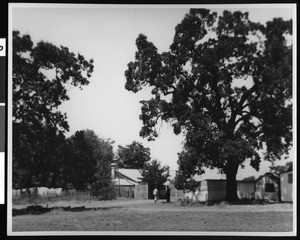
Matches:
[[12, 31, 170, 195]]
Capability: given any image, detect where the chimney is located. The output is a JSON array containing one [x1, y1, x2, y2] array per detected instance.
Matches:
[[111, 162, 117, 179]]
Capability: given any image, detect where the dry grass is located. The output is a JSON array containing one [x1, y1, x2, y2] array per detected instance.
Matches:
[[11, 200, 294, 233]]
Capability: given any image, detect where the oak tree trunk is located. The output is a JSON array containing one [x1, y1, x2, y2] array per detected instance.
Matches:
[[225, 163, 240, 202]]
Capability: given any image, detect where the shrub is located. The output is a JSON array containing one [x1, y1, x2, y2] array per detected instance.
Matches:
[[90, 183, 116, 200]]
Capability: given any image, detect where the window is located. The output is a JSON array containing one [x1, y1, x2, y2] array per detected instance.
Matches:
[[288, 173, 292, 184], [265, 183, 275, 192]]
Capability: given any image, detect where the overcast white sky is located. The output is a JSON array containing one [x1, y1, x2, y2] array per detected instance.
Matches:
[[10, 4, 295, 180]]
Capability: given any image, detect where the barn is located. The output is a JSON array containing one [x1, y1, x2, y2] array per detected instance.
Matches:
[[280, 165, 293, 202], [254, 172, 280, 201], [111, 163, 148, 199]]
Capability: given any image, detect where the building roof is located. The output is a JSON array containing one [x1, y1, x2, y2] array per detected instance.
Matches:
[[284, 162, 293, 173], [116, 169, 143, 183], [255, 172, 279, 182], [192, 168, 226, 181], [241, 176, 256, 181], [113, 178, 137, 186]]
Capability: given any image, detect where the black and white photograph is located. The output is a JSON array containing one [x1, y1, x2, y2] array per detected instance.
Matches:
[[6, 2, 296, 236]]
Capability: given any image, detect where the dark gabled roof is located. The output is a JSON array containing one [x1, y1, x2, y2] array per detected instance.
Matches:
[[285, 163, 293, 173], [203, 179, 226, 182], [270, 162, 293, 176], [255, 172, 279, 182], [241, 176, 256, 181], [238, 179, 256, 183]]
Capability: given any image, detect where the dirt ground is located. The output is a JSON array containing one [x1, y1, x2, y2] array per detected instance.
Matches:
[[12, 198, 293, 212], [10, 199, 294, 234]]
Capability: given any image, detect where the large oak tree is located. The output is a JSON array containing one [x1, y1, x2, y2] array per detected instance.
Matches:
[[125, 9, 292, 201]]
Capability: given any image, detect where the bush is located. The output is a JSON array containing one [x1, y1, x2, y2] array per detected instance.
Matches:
[[179, 197, 206, 207], [179, 197, 191, 206], [90, 183, 116, 200]]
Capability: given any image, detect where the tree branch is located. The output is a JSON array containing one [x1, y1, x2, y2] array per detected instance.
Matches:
[[162, 89, 175, 96], [235, 111, 261, 126], [229, 84, 257, 130], [237, 85, 257, 112], [242, 110, 251, 115]]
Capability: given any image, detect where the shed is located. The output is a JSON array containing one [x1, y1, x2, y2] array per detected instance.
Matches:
[[111, 164, 148, 199], [255, 172, 280, 201], [199, 179, 227, 201], [237, 180, 255, 199], [184, 179, 255, 202], [280, 165, 293, 202], [112, 168, 143, 198]]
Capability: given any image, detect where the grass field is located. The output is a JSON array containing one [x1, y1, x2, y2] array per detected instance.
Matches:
[[11, 200, 294, 233]]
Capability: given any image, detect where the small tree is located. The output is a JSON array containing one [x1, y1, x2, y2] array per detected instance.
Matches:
[[116, 141, 151, 169], [61, 130, 114, 193], [140, 159, 170, 197], [174, 170, 198, 192]]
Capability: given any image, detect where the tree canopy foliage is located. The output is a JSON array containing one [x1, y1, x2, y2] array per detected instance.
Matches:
[[269, 161, 292, 176], [139, 159, 170, 191], [61, 130, 114, 191], [174, 170, 198, 191], [116, 141, 151, 169], [12, 31, 94, 188], [125, 9, 293, 201]]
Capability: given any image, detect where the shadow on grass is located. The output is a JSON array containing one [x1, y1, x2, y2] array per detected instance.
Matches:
[[12, 204, 123, 216], [178, 197, 281, 207]]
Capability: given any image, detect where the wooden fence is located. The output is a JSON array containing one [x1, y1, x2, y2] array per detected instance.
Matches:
[[134, 184, 148, 199], [12, 183, 183, 204], [170, 187, 184, 201], [114, 185, 135, 198], [12, 189, 115, 205]]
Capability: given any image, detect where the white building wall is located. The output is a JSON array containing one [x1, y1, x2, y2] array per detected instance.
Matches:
[[208, 190, 226, 201], [237, 181, 255, 199], [255, 175, 279, 201], [184, 190, 208, 202], [280, 171, 293, 202]]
